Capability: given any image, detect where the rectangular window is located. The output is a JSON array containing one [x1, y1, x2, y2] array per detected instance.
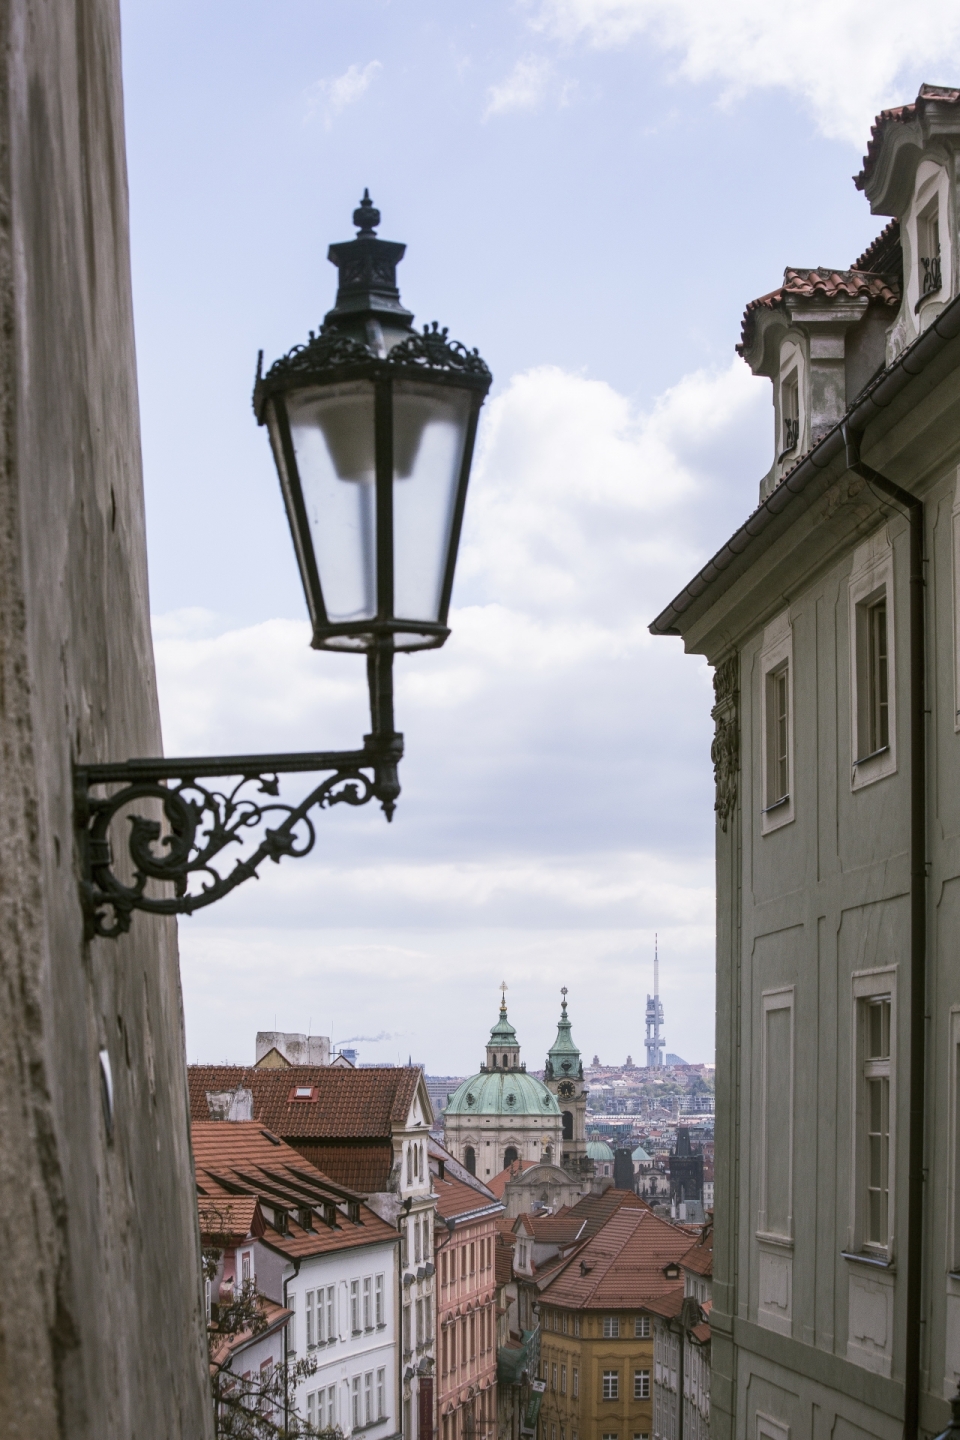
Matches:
[[403, 1304, 411, 1353], [634, 1316, 650, 1338], [469, 1242, 476, 1274], [603, 1371, 619, 1401], [919, 197, 942, 295], [363, 1277, 372, 1330], [326, 1286, 336, 1343], [325, 1387, 338, 1429], [602, 1317, 620, 1338], [766, 663, 789, 808], [863, 996, 892, 1248], [561, 1364, 567, 1395], [441, 1251, 448, 1287], [573, 1369, 579, 1399], [352, 1376, 361, 1431], [305, 1290, 315, 1347], [461, 1247, 467, 1280], [308, 1392, 318, 1426], [574, 1316, 580, 1337], [377, 1368, 386, 1420], [562, 1313, 568, 1335], [851, 535, 896, 787], [470, 1314, 476, 1359], [364, 1371, 373, 1425], [866, 596, 889, 755], [425, 1295, 432, 1341], [416, 1299, 424, 1347], [552, 1363, 558, 1390], [241, 1251, 252, 1283], [781, 369, 799, 455], [633, 1371, 650, 1400], [414, 1218, 422, 1264], [375, 1273, 384, 1326], [760, 989, 794, 1240], [351, 1280, 361, 1333]]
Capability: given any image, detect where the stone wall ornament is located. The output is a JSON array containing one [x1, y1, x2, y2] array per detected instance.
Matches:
[[711, 654, 740, 832]]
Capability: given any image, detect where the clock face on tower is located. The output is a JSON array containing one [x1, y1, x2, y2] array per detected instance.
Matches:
[[557, 1081, 576, 1098]]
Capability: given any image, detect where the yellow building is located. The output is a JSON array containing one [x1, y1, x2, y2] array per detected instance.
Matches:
[[530, 1206, 690, 1440]]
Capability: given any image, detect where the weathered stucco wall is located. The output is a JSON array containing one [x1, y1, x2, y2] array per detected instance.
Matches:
[[0, 1, 212, 1434]]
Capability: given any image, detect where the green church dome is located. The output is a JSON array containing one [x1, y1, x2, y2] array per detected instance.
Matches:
[[631, 1145, 651, 1162], [586, 1139, 614, 1161], [445, 1068, 560, 1118]]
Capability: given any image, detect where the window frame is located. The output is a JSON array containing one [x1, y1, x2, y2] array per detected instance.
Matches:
[[777, 339, 804, 466], [602, 1316, 620, 1338], [849, 531, 897, 790], [633, 1370, 650, 1400], [757, 987, 794, 1244], [759, 613, 795, 833], [602, 1371, 619, 1401], [849, 967, 897, 1259]]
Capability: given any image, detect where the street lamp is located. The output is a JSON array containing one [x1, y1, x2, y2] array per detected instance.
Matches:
[[76, 194, 491, 939]]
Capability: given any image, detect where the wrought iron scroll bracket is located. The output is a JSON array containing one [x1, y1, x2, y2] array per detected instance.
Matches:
[[74, 734, 403, 941]]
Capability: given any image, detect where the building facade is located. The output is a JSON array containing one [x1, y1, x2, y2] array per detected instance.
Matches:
[[651, 79, 960, 1440], [651, 1227, 712, 1440], [444, 998, 563, 1179], [194, 1122, 401, 1436], [190, 1062, 438, 1440], [431, 1145, 503, 1440]]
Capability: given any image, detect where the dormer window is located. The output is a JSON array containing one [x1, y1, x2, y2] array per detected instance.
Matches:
[[781, 370, 799, 457], [918, 197, 942, 298]]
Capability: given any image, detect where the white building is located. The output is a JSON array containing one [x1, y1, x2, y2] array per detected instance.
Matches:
[[652, 1226, 712, 1440], [194, 1122, 401, 1437]]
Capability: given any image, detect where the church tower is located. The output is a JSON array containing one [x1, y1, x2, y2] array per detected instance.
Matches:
[[543, 988, 590, 1173]]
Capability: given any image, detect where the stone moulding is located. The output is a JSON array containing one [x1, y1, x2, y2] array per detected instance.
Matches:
[[711, 654, 740, 832]]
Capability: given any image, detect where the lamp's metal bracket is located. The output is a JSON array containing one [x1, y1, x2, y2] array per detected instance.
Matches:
[[74, 735, 402, 941]]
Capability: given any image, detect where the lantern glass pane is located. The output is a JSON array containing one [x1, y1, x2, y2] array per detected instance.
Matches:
[[392, 379, 472, 623], [286, 380, 377, 624]]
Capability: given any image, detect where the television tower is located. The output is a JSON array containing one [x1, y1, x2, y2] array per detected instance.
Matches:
[[645, 934, 665, 1068]]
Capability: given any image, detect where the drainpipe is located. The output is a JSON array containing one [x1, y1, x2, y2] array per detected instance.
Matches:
[[843, 425, 926, 1440], [283, 1259, 302, 1435]]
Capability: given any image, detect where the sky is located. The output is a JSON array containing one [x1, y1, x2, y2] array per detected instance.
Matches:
[[119, 0, 960, 1075]]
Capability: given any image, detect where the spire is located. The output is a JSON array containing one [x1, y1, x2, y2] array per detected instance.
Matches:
[[546, 986, 583, 1080], [486, 982, 520, 1070]]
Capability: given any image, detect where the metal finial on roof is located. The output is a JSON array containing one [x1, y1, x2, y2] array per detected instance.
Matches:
[[353, 189, 380, 237], [560, 985, 568, 1017], [499, 980, 508, 1014]]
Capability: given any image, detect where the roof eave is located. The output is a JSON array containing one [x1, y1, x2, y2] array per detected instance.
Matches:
[[650, 286, 960, 643]]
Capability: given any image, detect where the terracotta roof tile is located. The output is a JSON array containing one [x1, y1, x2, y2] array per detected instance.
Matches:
[[486, 1160, 537, 1199], [198, 1195, 262, 1245], [192, 1122, 399, 1260], [189, 1064, 424, 1141], [495, 1246, 514, 1286], [738, 267, 900, 354], [434, 1170, 502, 1222], [856, 85, 960, 190], [536, 1207, 692, 1309], [284, 1142, 396, 1194], [681, 1225, 713, 1279], [690, 1320, 711, 1344], [209, 1297, 291, 1368], [851, 219, 901, 275]]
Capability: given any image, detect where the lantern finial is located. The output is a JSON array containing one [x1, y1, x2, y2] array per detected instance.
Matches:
[[353, 190, 380, 237]]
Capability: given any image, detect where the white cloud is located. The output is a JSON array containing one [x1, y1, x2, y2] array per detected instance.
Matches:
[[154, 358, 769, 1068], [305, 60, 382, 128], [530, 0, 960, 146], [484, 56, 554, 117]]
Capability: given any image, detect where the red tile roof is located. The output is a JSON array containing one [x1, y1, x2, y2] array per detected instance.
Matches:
[[192, 1122, 399, 1260], [738, 267, 900, 354], [518, 1212, 585, 1245], [851, 219, 901, 275], [209, 1297, 291, 1369], [434, 1169, 502, 1223], [486, 1160, 537, 1199], [188, 1064, 424, 1139], [286, 1142, 397, 1194], [536, 1206, 691, 1310], [856, 85, 960, 190], [681, 1225, 713, 1280], [495, 1245, 514, 1286]]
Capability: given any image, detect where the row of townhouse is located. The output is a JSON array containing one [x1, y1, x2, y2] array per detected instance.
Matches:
[[189, 1055, 504, 1439], [190, 1058, 438, 1438], [493, 1186, 714, 1440], [650, 1225, 713, 1440]]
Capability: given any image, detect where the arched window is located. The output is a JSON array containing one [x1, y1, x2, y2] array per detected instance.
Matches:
[[503, 1054, 509, 1067], [562, 1111, 573, 1141], [504, 1146, 519, 1168], [406, 1146, 412, 1184], [492, 1055, 498, 1067], [465, 1146, 476, 1175]]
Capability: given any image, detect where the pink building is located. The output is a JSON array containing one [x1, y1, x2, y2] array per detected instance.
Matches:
[[432, 1144, 504, 1440]]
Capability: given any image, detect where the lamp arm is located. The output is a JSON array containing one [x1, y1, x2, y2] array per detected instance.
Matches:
[[74, 726, 403, 941]]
